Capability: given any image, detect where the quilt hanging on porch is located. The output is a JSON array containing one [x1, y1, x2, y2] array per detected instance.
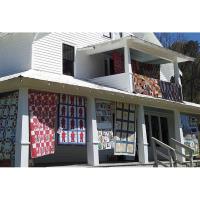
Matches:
[[0, 91, 18, 166], [96, 100, 114, 150], [114, 102, 136, 156], [134, 73, 162, 98], [58, 94, 86, 145], [181, 114, 200, 156], [160, 81, 183, 102], [29, 90, 58, 158]]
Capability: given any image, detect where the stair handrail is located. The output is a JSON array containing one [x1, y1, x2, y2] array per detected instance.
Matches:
[[151, 137, 177, 167], [170, 138, 194, 167]]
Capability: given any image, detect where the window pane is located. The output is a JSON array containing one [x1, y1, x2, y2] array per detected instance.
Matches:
[[63, 44, 74, 61], [160, 117, 169, 145], [151, 116, 160, 140], [63, 44, 74, 76], [63, 60, 74, 76]]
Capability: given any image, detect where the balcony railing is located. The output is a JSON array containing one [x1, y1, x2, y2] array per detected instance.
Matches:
[[133, 73, 183, 102], [90, 73, 132, 92]]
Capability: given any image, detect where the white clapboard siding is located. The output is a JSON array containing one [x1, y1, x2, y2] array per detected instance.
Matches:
[[32, 32, 165, 75], [0, 33, 35, 77], [90, 73, 133, 92], [32, 32, 113, 74]]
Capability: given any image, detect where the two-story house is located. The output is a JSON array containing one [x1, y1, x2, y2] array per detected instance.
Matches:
[[0, 32, 200, 167]]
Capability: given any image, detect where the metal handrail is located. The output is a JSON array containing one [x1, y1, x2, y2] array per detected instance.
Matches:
[[151, 137, 177, 167], [170, 138, 194, 167]]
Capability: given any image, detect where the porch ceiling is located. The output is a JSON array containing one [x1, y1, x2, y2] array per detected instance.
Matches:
[[127, 36, 195, 63], [130, 49, 170, 64], [81, 36, 194, 63]]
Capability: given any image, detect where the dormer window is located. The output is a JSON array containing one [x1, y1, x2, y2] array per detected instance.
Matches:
[[62, 44, 74, 76]]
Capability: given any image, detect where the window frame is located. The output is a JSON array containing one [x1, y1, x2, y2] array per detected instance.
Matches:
[[62, 43, 75, 77], [144, 111, 170, 146]]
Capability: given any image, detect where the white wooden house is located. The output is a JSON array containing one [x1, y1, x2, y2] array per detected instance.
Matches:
[[0, 32, 200, 167]]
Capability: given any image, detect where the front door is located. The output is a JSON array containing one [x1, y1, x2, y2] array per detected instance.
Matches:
[[144, 112, 170, 161]]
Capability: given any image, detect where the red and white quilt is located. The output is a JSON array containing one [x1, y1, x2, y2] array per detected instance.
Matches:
[[29, 90, 58, 158], [58, 94, 86, 145]]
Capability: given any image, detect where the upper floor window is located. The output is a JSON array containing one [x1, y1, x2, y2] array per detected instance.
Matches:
[[119, 32, 123, 38], [63, 44, 74, 76]]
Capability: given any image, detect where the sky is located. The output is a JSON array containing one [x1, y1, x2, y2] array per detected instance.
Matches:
[[155, 32, 200, 47], [181, 33, 200, 42]]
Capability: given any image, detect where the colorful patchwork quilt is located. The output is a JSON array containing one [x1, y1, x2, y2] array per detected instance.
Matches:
[[134, 73, 162, 98], [29, 90, 58, 158], [96, 100, 114, 150]]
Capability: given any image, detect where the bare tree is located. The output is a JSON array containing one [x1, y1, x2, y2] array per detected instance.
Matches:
[[155, 32, 185, 48], [156, 33, 200, 103]]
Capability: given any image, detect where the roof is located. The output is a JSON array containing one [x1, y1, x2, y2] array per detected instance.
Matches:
[[82, 35, 194, 63], [0, 33, 13, 39], [0, 69, 200, 115]]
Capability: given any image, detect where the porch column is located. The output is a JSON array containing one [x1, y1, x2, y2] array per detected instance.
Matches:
[[174, 60, 183, 101], [136, 105, 149, 164], [174, 109, 185, 162], [173, 60, 182, 86], [15, 88, 30, 167], [124, 45, 132, 74], [124, 45, 134, 93], [86, 97, 99, 166]]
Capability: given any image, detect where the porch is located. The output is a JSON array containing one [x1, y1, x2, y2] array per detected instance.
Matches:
[[1, 70, 200, 167]]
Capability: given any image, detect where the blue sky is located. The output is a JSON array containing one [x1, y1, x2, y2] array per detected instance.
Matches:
[[182, 33, 200, 42], [155, 32, 200, 47], [156, 32, 200, 42], [172, 32, 200, 42]]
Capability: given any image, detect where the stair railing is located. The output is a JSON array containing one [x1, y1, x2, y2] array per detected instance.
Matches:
[[170, 138, 194, 167], [151, 137, 177, 167]]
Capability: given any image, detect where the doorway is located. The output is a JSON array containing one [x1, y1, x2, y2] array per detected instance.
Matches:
[[144, 112, 170, 161]]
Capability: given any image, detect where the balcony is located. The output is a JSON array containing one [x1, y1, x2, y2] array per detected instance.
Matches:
[[79, 36, 193, 102], [87, 48, 133, 92]]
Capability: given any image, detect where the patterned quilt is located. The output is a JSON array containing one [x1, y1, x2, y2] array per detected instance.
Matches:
[[29, 90, 58, 158], [0, 91, 18, 166]]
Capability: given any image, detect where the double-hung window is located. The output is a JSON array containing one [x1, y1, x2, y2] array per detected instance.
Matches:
[[63, 44, 74, 76]]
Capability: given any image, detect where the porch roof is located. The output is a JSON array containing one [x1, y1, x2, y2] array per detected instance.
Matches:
[[0, 69, 200, 115], [81, 35, 194, 63]]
